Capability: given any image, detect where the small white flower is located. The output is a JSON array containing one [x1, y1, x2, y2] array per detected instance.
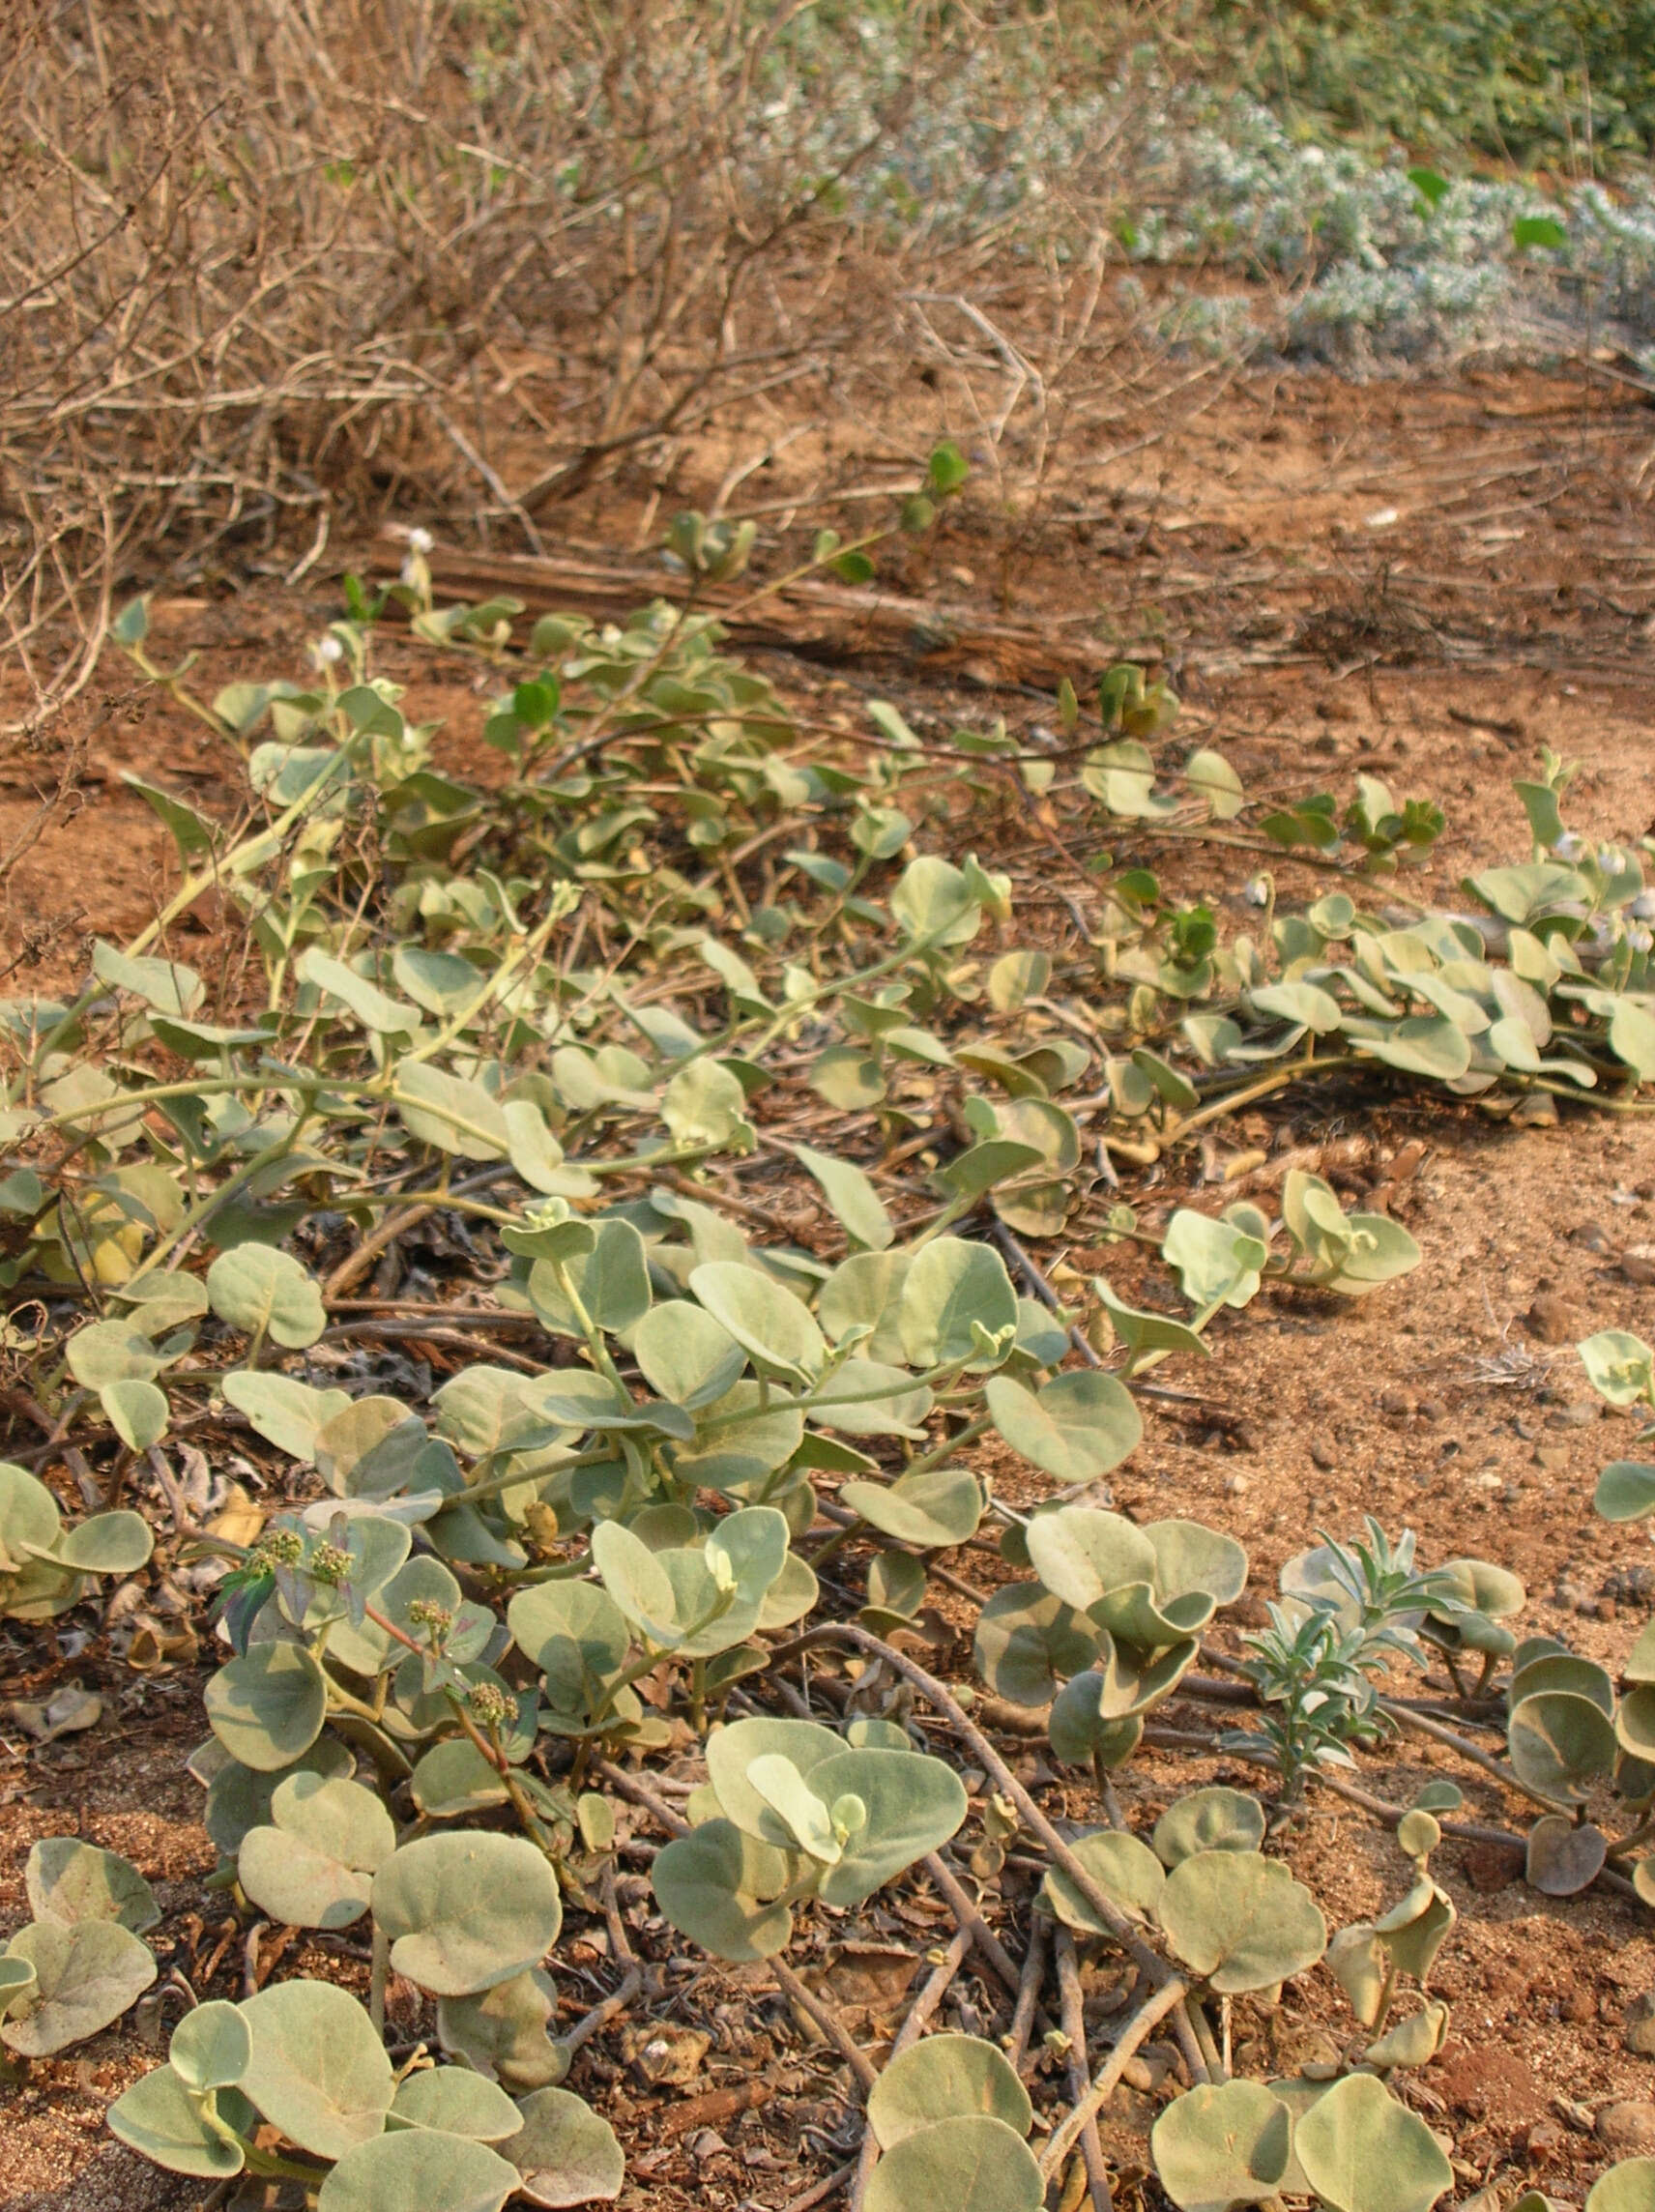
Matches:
[[408, 527, 434, 555], [1553, 830, 1586, 861], [1243, 875, 1270, 908], [315, 635, 343, 665], [1630, 891, 1655, 920]]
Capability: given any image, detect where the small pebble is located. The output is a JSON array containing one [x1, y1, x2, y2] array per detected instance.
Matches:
[[1224, 1473, 1250, 1498], [1525, 1294, 1580, 1345], [1309, 1437, 1338, 1471], [1549, 1400, 1603, 1427], [1571, 1222, 1614, 1251], [1416, 1397, 1446, 1422], [1597, 2103, 1655, 2155], [1378, 1388, 1412, 1418], [1625, 1994, 1655, 2056], [1626, 1246, 1655, 1286], [1534, 1443, 1571, 1470]]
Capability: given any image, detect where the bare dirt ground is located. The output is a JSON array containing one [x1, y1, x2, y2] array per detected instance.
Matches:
[[6, 350, 1655, 2210]]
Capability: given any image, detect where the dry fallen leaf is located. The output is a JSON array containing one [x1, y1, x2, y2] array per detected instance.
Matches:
[[10, 1684, 102, 1741]]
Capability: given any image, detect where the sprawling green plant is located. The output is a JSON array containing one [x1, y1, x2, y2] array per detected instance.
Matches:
[[7, 547, 1655, 2208]]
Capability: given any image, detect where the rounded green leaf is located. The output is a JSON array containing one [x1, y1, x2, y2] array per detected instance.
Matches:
[[791, 1144, 894, 1253], [509, 2084, 626, 2205], [391, 2066, 524, 2141], [1353, 1016, 1470, 1083], [26, 1837, 159, 1933], [1048, 1669, 1144, 1768], [865, 2115, 1043, 2212], [868, 2033, 1032, 2148], [205, 1642, 328, 1772], [652, 1818, 796, 1963], [411, 1738, 511, 1819], [759, 1548, 819, 1632], [206, 1243, 326, 1348], [203, 1739, 356, 1853], [820, 1250, 911, 1360], [67, 1319, 170, 1389], [1089, 1579, 1213, 1647], [1588, 2162, 1655, 2212], [840, 1466, 983, 1550], [1153, 1789, 1266, 1869], [973, 1585, 1102, 1707], [372, 1833, 563, 1995], [1365, 1999, 1450, 2071], [1156, 1850, 1326, 1993], [437, 1969, 566, 2093], [1292, 2072, 1452, 2212], [1620, 1686, 1655, 1762], [632, 1302, 745, 1409], [1595, 1463, 1655, 1523], [317, 2127, 519, 2212], [507, 1581, 631, 1723], [1508, 1690, 1617, 1799], [1411, 1781, 1463, 1815], [1325, 1924, 1385, 2027], [1152, 2081, 1292, 2212], [1396, 1810, 1440, 1862], [1162, 1209, 1268, 1310], [239, 1773, 397, 1929], [899, 1237, 1017, 1367], [238, 1979, 394, 2157], [1041, 1828, 1165, 1934], [689, 1261, 825, 1380], [807, 1357, 932, 1440], [1372, 1876, 1455, 1981], [1250, 981, 1342, 1033], [0, 1954, 38, 2017], [1, 1917, 157, 2054], [1148, 1520, 1249, 1608], [1508, 1653, 1615, 1716], [1436, 1557, 1524, 1619], [51, 1508, 155, 1574], [0, 1461, 61, 1570], [706, 1717, 845, 1837], [811, 1748, 968, 1906], [890, 854, 982, 944], [1026, 1506, 1156, 1613], [107, 2063, 248, 2178], [221, 1371, 352, 1464], [394, 1063, 511, 1161], [528, 1220, 652, 1339], [1580, 1331, 1655, 1408], [171, 1999, 251, 2092], [986, 1371, 1141, 1482], [100, 1378, 170, 1452]]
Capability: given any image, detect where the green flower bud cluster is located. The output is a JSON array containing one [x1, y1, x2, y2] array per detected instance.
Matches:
[[249, 1528, 305, 1569], [466, 1681, 511, 1729]]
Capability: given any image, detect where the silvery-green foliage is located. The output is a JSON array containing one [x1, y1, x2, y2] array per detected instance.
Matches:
[[860, 2033, 1042, 2212], [0, 1462, 153, 1623], [652, 1716, 967, 1959], [10, 504, 1655, 2207]]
